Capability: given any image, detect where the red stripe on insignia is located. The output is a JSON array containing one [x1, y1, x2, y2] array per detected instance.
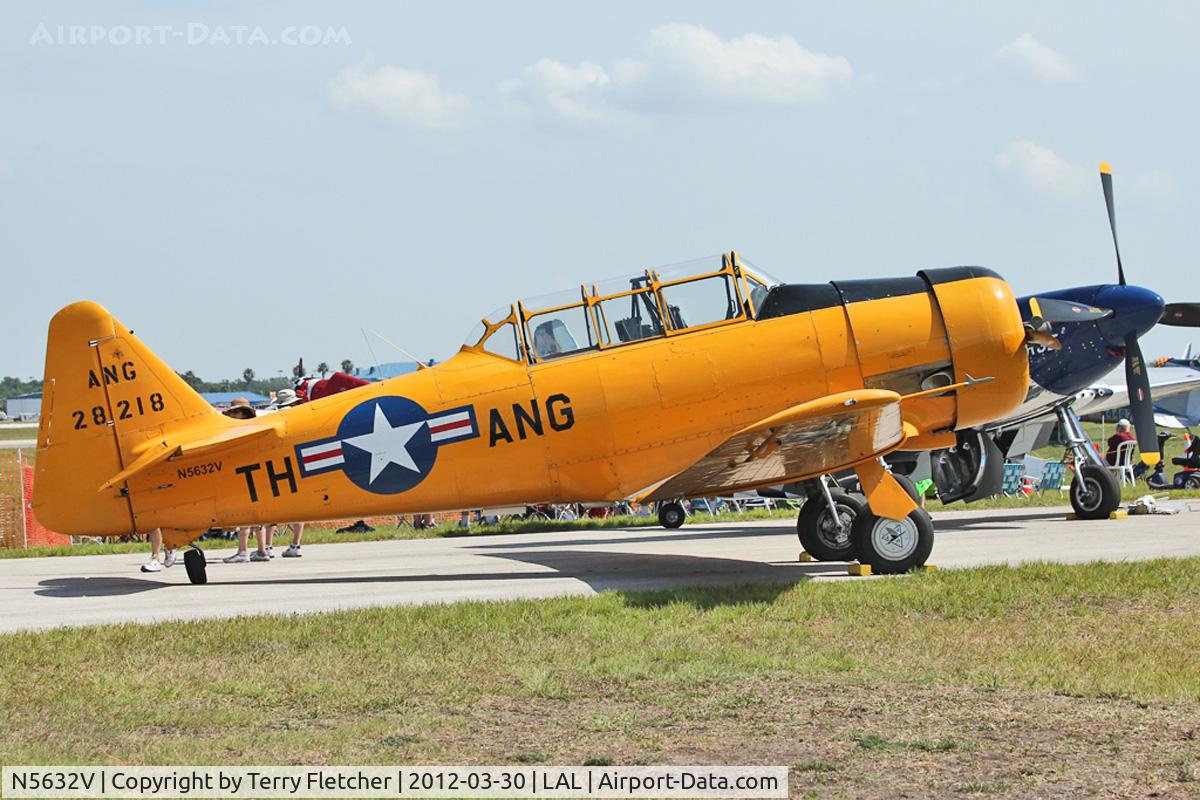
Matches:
[[428, 418, 473, 434], [304, 448, 341, 464]]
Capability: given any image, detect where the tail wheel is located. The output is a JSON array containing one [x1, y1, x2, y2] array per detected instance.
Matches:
[[183, 547, 208, 585], [1070, 464, 1121, 519], [796, 491, 864, 561], [851, 508, 934, 574], [658, 501, 686, 529]]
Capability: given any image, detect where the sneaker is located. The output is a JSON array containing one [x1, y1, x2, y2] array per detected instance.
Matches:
[[250, 550, 270, 562], [223, 551, 249, 563], [266, 546, 275, 559], [282, 544, 302, 558], [140, 558, 162, 573], [163, 550, 176, 568]]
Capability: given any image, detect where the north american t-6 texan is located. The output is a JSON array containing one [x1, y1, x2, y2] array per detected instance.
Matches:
[[35, 251, 1066, 586]]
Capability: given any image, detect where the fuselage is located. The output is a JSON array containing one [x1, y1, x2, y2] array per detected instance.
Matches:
[[35, 263, 1029, 537]]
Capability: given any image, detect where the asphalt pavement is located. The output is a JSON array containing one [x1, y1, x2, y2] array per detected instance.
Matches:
[[0, 503, 1197, 632]]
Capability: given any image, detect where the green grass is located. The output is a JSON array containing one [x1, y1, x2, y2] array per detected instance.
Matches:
[[0, 425, 37, 441], [0, 558, 1196, 768]]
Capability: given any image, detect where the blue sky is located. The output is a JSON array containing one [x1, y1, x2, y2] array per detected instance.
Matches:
[[2, 1, 1198, 380]]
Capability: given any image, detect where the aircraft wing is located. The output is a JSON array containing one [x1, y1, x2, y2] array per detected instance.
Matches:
[[1075, 367, 1200, 417], [638, 389, 907, 502], [1154, 412, 1199, 429]]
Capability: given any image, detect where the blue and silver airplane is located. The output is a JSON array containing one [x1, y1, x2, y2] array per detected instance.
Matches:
[[935, 162, 1200, 519]]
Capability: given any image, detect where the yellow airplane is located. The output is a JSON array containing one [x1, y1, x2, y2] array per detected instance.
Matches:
[[33, 253, 1033, 584]]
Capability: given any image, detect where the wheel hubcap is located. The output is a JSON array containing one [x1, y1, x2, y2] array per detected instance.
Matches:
[[1076, 477, 1102, 512], [817, 507, 853, 548], [871, 516, 918, 560]]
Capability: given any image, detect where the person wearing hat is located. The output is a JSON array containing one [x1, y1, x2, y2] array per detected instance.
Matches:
[[222, 396, 257, 420], [264, 388, 300, 413], [1105, 418, 1137, 466]]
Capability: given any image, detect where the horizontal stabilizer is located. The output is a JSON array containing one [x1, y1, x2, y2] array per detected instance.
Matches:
[[99, 424, 279, 492]]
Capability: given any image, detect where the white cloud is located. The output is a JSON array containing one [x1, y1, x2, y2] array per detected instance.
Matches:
[[501, 58, 639, 127], [994, 140, 1090, 197], [992, 33, 1081, 84], [501, 23, 852, 126], [328, 64, 469, 129], [645, 23, 852, 104]]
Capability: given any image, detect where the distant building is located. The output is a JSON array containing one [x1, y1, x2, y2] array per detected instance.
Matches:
[[3, 391, 273, 418], [4, 392, 43, 420], [199, 391, 272, 408], [351, 361, 421, 382]]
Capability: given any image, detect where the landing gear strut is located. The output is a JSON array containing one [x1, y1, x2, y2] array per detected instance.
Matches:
[[1056, 405, 1122, 519], [183, 546, 208, 585]]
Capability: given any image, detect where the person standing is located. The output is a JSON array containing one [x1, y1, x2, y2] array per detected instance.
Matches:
[[140, 528, 175, 573]]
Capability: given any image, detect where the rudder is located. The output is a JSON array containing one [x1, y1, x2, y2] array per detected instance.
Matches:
[[33, 301, 219, 536]]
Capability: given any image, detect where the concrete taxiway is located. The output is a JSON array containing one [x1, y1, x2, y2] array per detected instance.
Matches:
[[0, 504, 1197, 633]]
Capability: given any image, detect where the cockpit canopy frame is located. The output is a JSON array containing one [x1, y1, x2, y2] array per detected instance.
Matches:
[[462, 252, 777, 365]]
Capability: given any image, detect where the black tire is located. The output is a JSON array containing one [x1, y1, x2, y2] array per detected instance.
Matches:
[[851, 507, 934, 574], [1070, 463, 1121, 520], [796, 491, 865, 561], [891, 473, 922, 503], [183, 547, 208, 585], [658, 501, 686, 529], [1184, 473, 1200, 490]]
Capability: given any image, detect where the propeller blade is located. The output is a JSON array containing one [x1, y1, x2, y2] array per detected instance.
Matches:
[[1028, 296, 1113, 324], [1159, 302, 1200, 327], [1123, 336, 1160, 465], [1099, 162, 1126, 286]]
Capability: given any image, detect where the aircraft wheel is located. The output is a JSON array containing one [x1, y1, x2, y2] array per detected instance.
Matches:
[[1069, 464, 1121, 520], [658, 501, 686, 529], [851, 508, 934, 574], [183, 547, 208, 585], [796, 491, 863, 561], [892, 473, 922, 503]]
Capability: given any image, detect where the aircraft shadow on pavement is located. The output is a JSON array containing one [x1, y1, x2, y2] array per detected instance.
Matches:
[[932, 510, 1068, 532], [466, 525, 788, 551], [33, 550, 830, 602], [35, 576, 169, 598], [482, 549, 818, 608]]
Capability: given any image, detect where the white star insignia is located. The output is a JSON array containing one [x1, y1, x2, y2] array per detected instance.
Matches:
[[341, 403, 425, 483]]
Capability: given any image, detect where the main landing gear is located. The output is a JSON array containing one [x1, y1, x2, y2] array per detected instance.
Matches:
[[796, 473, 932, 574], [1056, 405, 1122, 519], [657, 500, 686, 529]]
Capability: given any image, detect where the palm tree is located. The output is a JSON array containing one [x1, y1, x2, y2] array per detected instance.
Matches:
[[340, 359, 354, 373], [242, 368, 255, 387], [317, 362, 329, 378]]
